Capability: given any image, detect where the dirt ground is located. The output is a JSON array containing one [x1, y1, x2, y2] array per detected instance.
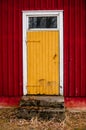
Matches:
[[0, 108, 86, 130]]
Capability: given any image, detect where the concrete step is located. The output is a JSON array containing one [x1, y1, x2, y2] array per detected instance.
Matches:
[[20, 96, 64, 108], [17, 96, 65, 121], [16, 106, 65, 121]]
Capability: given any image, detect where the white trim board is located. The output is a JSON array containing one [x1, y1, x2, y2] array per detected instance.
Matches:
[[22, 10, 63, 95]]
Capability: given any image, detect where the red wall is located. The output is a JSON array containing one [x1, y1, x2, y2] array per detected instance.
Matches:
[[0, 0, 86, 99]]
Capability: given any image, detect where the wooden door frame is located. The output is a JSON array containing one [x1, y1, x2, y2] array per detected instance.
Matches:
[[22, 10, 63, 95]]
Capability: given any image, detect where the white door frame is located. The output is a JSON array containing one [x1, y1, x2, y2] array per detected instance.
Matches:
[[22, 10, 63, 95]]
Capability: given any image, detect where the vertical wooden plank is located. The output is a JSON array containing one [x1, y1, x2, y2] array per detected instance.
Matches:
[[8, 0, 14, 96], [0, 0, 3, 96], [18, 0, 23, 96], [54, 0, 58, 9], [57, 0, 64, 10], [64, 0, 70, 96], [2, 0, 8, 96], [40, 0, 48, 10], [13, 0, 19, 96], [47, 0, 52, 9], [69, 0, 75, 96], [75, 0, 81, 96], [51, 0, 55, 9], [34, 0, 41, 10], [29, 0, 35, 10], [22, 0, 29, 10], [81, 0, 86, 96]]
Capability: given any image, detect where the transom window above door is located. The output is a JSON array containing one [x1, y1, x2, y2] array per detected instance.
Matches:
[[27, 15, 59, 30]]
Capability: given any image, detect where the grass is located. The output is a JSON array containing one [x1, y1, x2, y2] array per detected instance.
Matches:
[[0, 108, 86, 130]]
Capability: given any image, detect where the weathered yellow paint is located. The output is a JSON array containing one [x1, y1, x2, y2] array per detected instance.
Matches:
[[27, 31, 59, 95]]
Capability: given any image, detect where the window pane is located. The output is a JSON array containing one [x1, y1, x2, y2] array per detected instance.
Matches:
[[29, 16, 57, 29]]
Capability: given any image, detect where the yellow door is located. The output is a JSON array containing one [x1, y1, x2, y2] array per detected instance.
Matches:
[[27, 31, 59, 95]]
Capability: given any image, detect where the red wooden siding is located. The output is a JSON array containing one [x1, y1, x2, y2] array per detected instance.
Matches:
[[0, 0, 86, 97]]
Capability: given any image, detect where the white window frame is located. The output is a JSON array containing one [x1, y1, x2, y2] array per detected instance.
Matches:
[[22, 10, 63, 95]]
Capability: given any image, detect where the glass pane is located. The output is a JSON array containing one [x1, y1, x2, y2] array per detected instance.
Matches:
[[29, 16, 57, 29]]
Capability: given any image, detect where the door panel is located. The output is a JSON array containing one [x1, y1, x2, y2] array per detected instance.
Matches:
[[27, 31, 59, 95]]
